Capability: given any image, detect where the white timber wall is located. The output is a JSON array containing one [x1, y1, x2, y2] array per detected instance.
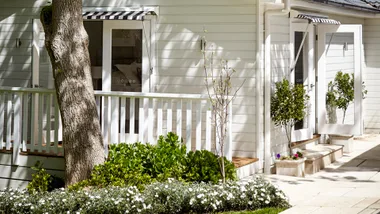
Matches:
[[0, 0, 258, 161], [0, 153, 64, 189], [86, 0, 258, 158], [269, 14, 291, 159], [363, 18, 380, 133]]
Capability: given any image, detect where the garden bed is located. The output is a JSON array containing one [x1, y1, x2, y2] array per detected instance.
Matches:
[[0, 178, 289, 214]]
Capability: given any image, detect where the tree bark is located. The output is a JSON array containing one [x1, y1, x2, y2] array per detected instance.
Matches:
[[40, 0, 104, 186]]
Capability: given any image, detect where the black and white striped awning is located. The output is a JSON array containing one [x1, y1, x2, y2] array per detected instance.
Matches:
[[296, 14, 341, 25], [82, 11, 155, 20]]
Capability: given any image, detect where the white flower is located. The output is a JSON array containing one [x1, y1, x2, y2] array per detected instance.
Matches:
[[190, 198, 196, 205], [165, 185, 168, 189], [197, 194, 204, 198], [248, 201, 253, 205], [212, 203, 217, 210], [188, 188, 193, 192], [265, 200, 270, 204], [62, 199, 67, 202]]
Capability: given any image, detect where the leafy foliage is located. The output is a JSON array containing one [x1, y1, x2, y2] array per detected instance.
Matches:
[[70, 132, 236, 190], [27, 161, 51, 193], [326, 71, 367, 124], [184, 150, 236, 183], [270, 79, 309, 153], [1, 178, 290, 214]]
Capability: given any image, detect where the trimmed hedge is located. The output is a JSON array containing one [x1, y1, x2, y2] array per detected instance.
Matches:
[[0, 178, 290, 214]]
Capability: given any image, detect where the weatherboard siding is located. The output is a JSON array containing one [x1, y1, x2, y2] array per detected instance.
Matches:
[[363, 18, 380, 132], [0, 0, 258, 165]]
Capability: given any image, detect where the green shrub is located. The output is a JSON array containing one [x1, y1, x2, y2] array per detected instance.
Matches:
[[71, 142, 155, 190], [27, 161, 52, 193], [27, 161, 65, 194], [0, 178, 290, 214], [71, 132, 236, 190], [148, 132, 187, 180], [185, 150, 236, 183]]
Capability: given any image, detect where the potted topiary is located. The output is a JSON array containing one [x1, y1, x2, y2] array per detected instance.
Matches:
[[271, 79, 309, 177], [326, 71, 367, 153]]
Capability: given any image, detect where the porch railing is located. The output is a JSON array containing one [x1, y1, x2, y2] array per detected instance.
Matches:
[[0, 87, 232, 164]]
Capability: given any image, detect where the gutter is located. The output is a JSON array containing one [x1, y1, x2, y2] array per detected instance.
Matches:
[[314, 0, 380, 13], [263, 0, 291, 174], [292, 0, 380, 19]]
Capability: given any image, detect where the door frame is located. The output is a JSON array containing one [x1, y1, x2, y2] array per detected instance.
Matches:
[[101, 18, 156, 147], [316, 24, 363, 135], [290, 22, 316, 141], [102, 19, 154, 93]]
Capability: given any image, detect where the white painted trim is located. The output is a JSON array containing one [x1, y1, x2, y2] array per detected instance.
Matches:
[[290, 22, 315, 141], [0, 87, 211, 100], [255, 0, 263, 171], [264, 0, 291, 174], [317, 24, 363, 135]]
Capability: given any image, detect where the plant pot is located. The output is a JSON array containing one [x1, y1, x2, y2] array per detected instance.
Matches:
[[329, 135, 354, 153], [275, 158, 306, 177]]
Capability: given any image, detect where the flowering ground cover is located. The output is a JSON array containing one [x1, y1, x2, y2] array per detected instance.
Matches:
[[0, 178, 289, 214]]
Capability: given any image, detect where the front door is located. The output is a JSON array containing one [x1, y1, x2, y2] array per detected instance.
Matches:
[[291, 23, 316, 141], [317, 25, 363, 135]]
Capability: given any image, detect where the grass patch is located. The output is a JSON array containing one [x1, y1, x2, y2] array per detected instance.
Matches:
[[222, 207, 286, 214]]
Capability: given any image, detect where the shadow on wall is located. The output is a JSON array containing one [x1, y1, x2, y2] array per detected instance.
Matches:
[[81, 0, 258, 157], [0, 0, 260, 187]]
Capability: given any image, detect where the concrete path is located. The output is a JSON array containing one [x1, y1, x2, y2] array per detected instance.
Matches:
[[266, 135, 380, 214]]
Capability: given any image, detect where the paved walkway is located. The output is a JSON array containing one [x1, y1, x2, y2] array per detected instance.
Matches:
[[265, 135, 380, 214]]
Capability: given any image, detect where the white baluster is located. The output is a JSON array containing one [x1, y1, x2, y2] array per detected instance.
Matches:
[[167, 99, 172, 133], [186, 100, 192, 152], [129, 98, 135, 143], [110, 96, 119, 145], [37, 94, 43, 152], [0, 93, 4, 150], [22, 93, 28, 152], [195, 100, 202, 151], [157, 99, 163, 137], [148, 98, 154, 144], [6, 93, 12, 151], [12, 93, 22, 165], [120, 97, 126, 143], [176, 100, 182, 140], [46, 94, 51, 153], [205, 101, 212, 152]]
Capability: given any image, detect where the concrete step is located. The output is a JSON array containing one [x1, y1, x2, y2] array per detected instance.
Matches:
[[301, 144, 344, 174]]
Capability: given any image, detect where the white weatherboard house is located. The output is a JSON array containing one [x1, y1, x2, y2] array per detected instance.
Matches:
[[1, 0, 380, 188]]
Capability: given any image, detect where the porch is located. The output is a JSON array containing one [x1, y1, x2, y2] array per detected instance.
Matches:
[[0, 86, 233, 165]]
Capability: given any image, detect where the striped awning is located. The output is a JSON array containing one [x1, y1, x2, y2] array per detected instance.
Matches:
[[82, 11, 155, 20], [296, 14, 341, 25]]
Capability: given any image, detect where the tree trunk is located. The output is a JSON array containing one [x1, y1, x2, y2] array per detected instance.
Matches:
[[40, 0, 105, 186]]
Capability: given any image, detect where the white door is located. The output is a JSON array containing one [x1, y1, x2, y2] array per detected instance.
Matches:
[[290, 23, 315, 142], [101, 20, 153, 146], [317, 25, 362, 135]]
